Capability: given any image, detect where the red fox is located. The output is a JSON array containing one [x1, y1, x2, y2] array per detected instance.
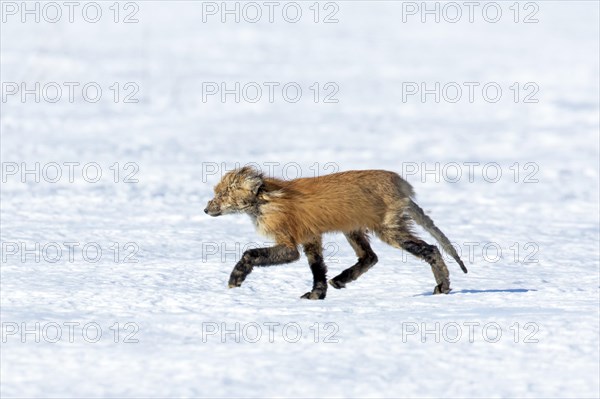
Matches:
[[205, 166, 467, 299]]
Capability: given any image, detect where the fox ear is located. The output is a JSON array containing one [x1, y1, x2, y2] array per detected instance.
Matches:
[[233, 166, 264, 195], [248, 175, 264, 195], [252, 181, 264, 195]]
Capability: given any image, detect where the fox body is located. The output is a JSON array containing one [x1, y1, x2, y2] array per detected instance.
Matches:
[[205, 167, 467, 299]]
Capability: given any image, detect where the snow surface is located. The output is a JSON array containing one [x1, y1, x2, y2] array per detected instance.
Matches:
[[1, 1, 599, 397]]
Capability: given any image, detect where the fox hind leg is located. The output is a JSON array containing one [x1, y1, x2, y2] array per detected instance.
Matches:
[[301, 236, 328, 300], [329, 230, 378, 289], [402, 239, 451, 294], [376, 222, 451, 295]]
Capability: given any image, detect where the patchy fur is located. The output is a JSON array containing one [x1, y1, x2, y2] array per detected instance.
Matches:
[[205, 166, 467, 298]]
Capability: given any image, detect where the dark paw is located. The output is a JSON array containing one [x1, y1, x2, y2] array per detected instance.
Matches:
[[228, 273, 245, 288], [433, 282, 451, 295], [300, 291, 326, 300], [328, 279, 346, 289]]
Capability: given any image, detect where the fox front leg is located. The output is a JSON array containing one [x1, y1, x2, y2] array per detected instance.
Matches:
[[228, 245, 300, 288], [301, 237, 327, 300]]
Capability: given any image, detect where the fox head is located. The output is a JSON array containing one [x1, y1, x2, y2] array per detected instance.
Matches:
[[204, 166, 264, 217]]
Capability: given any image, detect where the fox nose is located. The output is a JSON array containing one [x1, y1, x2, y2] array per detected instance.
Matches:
[[204, 208, 209, 214]]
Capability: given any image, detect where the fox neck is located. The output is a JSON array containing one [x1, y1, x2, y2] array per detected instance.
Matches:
[[244, 178, 284, 222], [243, 193, 264, 219], [245, 203, 261, 218], [246, 201, 264, 232]]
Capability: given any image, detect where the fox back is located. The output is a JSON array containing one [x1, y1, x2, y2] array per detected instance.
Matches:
[[206, 167, 414, 247]]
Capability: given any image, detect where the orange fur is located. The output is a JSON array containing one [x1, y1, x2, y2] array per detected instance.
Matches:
[[206, 167, 415, 248], [205, 166, 466, 296]]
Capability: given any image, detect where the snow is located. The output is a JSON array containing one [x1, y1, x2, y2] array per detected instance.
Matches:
[[1, 1, 599, 397]]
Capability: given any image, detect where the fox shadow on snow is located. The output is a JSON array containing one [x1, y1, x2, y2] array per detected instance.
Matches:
[[414, 288, 537, 296]]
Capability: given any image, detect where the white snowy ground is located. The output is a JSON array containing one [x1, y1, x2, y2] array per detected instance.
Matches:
[[1, 1, 599, 397]]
